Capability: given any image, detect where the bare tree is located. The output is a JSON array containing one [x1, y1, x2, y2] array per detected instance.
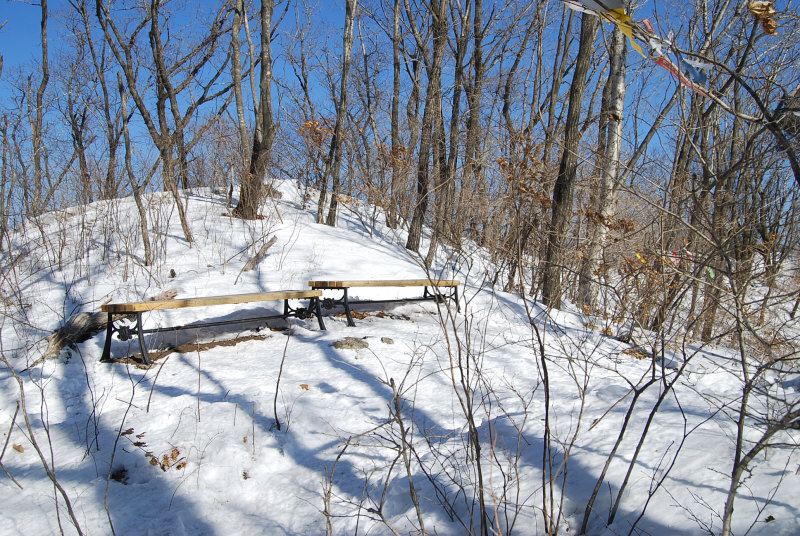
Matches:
[[319, 0, 358, 226], [405, 0, 448, 253], [541, 13, 599, 308], [235, 0, 277, 220], [96, 0, 191, 240], [577, 26, 626, 309], [71, 0, 124, 201], [31, 0, 51, 217]]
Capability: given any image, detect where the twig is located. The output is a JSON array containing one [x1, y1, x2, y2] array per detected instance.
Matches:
[[146, 354, 172, 413], [235, 235, 277, 284], [273, 326, 291, 431], [0, 400, 23, 489], [104, 366, 139, 536], [390, 377, 426, 534], [0, 353, 84, 534], [196, 345, 202, 422]]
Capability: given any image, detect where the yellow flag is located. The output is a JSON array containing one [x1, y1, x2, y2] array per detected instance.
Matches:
[[607, 8, 645, 57]]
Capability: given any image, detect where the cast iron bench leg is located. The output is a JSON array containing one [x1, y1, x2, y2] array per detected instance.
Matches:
[[312, 297, 326, 330], [423, 285, 460, 312], [101, 312, 114, 361], [343, 288, 355, 327], [135, 312, 153, 365]]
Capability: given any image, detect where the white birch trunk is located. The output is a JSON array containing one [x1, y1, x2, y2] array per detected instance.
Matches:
[[577, 27, 626, 309]]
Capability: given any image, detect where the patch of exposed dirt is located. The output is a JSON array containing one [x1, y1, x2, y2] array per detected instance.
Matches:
[[109, 333, 271, 367], [331, 337, 369, 350], [332, 310, 411, 321]]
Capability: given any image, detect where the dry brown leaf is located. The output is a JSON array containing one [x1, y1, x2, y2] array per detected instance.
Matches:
[[12, 444, 24, 453], [299, 383, 309, 390], [749, 1, 778, 35], [622, 347, 648, 360]]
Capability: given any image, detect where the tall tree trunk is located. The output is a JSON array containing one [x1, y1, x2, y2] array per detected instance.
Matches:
[[530, 8, 573, 294], [235, 0, 276, 220], [149, 0, 193, 242], [405, 0, 447, 253], [386, 0, 402, 229], [577, 27, 626, 309], [119, 74, 152, 266], [426, 0, 468, 265], [324, 0, 358, 226], [459, 0, 485, 244], [231, 0, 249, 151], [32, 0, 49, 216], [230, 0, 248, 204], [0, 116, 9, 252], [541, 14, 599, 309], [77, 0, 121, 201]]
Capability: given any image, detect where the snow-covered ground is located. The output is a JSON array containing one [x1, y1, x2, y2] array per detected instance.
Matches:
[[1, 182, 797, 535]]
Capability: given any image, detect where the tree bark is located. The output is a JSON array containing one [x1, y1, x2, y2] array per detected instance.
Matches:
[[541, 14, 599, 309], [386, 0, 402, 229], [459, 0, 485, 244], [577, 27, 626, 309], [426, 0, 469, 265], [235, 0, 276, 220], [231, 0, 249, 152], [406, 0, 447, 253], [324, 0, 358, 226], [31, 0, 49, 216], [119, 73, 153, 267]]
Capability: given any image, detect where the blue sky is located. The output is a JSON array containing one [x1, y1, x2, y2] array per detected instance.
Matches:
[[0, 0, 345, 77], [0, 0, 52, 75]]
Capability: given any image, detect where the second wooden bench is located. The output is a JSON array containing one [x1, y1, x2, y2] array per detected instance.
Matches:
[[308, 279, 460, 326]]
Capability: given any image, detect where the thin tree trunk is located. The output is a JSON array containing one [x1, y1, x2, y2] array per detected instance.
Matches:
[[405, 0, 447, 253], [0, 116, 9, 252], [459, 0, 485, 244], [235, 0, 276, 220], [387, 0, 402, 229], [577, 27, 626, 309], [119, 73, 152, 266], [426, 0, 468, 265], [541, 14, 599, 309], [325, 0, 358, 226], [230, 0, 249, 194], [32, 0, 49, 216]]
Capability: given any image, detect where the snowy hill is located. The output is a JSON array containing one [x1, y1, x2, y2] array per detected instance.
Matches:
[[0, 182, 797, 535]]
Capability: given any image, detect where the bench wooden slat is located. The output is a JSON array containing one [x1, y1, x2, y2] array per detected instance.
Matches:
[[309, 279, 459, 289], [101, 289, 322, 313]]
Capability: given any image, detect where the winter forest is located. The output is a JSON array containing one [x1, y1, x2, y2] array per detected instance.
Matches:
[[1, 0, 800, 535]]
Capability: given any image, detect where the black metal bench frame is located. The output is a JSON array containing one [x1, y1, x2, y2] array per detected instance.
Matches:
[[309, 280, 460, 327], [101, 291, 325, 364]]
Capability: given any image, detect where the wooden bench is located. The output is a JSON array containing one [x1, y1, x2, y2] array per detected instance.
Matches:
[[101, 289, 324, 364], [308, 279, 460, 326]]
